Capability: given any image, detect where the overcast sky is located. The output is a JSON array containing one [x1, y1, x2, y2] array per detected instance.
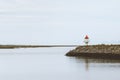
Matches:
[[0, 0, 120, 45]]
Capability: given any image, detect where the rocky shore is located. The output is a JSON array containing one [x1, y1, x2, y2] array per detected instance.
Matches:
[[66, 44, 120, 59]]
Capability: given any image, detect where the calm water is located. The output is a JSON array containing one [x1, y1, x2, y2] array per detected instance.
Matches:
[[0, 47, 120, 80]]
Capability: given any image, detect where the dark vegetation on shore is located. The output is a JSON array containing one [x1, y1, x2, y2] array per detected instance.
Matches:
[[66, 44, 120, 59]]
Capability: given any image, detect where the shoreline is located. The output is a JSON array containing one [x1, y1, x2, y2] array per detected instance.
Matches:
[[66, 44, 120, 59], [0, 45, 78, 49]]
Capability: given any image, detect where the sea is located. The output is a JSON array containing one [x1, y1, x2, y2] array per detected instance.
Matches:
[[0, 47, 120, 80]]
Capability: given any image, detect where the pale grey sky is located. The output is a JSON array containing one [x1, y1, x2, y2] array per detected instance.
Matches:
[[0, 0, 120, 45]]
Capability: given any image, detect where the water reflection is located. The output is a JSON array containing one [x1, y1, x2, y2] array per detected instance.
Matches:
[[68, 56, 120, 71], [75, 57, 120, 63]]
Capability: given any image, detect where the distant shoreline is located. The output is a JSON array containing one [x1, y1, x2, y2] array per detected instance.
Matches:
[[0, 45, 78, 49]]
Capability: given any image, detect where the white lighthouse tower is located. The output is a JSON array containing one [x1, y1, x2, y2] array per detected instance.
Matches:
[[84, 35, 89, 45]]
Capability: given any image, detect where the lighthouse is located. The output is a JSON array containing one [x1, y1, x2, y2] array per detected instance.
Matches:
[[84, 35, 89, 45]]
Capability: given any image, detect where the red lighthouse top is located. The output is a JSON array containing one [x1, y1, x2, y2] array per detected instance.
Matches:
[[85, 35, 89, 39]]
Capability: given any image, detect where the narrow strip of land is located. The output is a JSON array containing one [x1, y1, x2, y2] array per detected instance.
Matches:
[[0, 45, 79, 49]]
